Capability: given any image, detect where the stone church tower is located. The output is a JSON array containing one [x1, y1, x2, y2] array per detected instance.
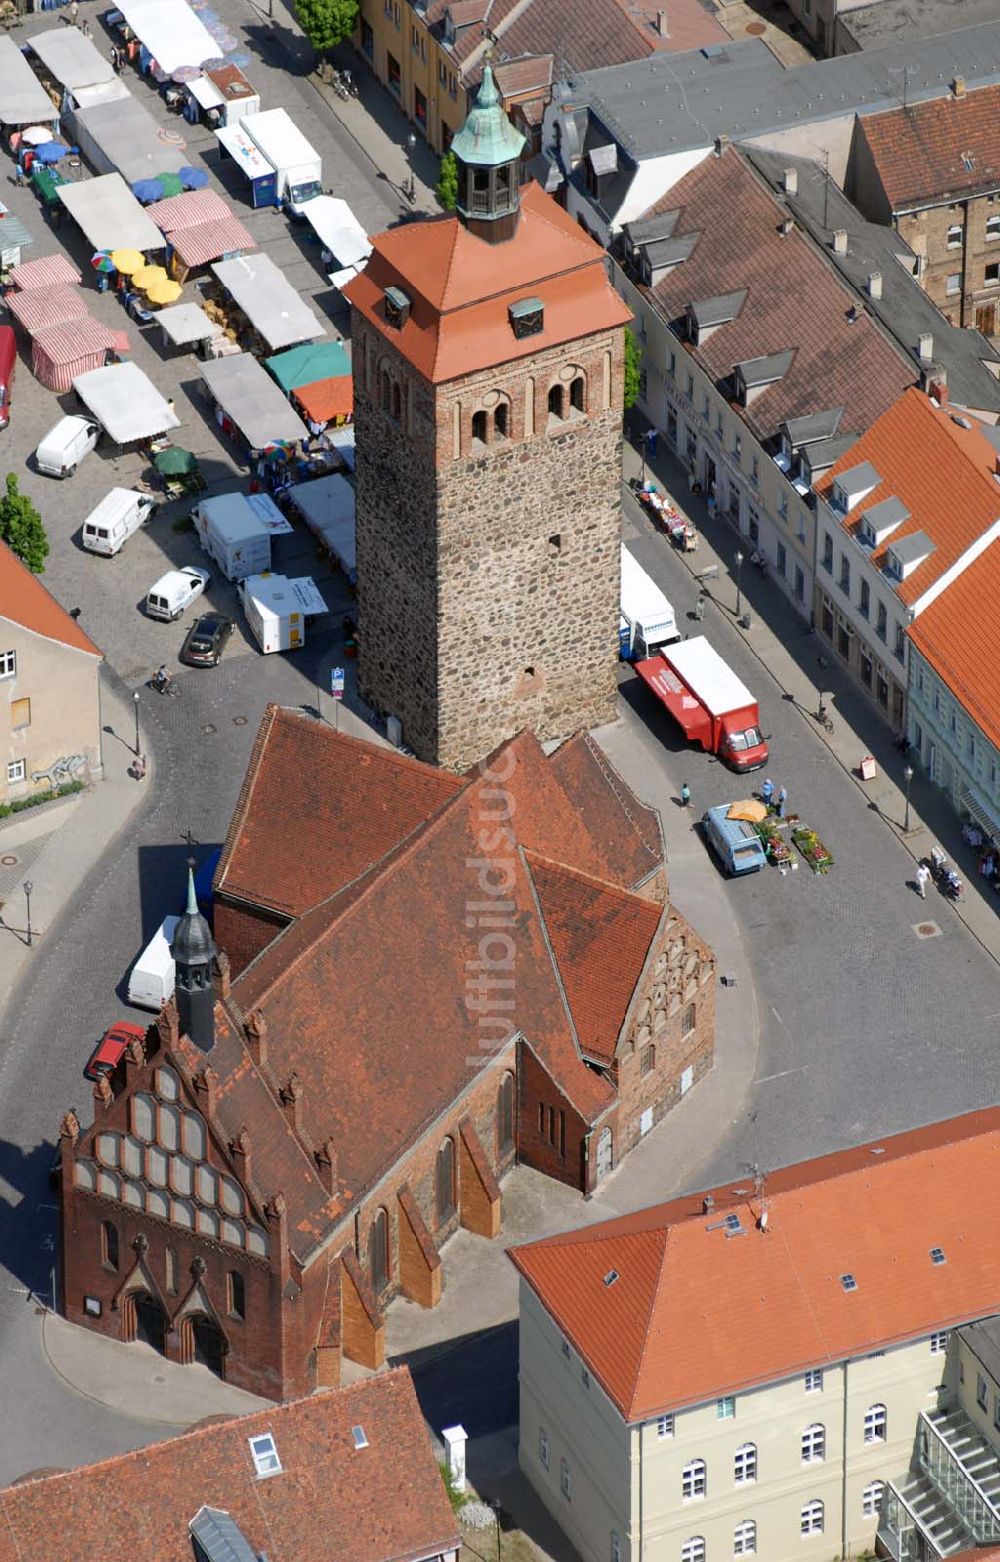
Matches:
[[345, 68, 632, 771]]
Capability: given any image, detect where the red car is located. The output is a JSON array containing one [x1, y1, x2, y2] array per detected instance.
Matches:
[[84, 1021, 145, 1081]]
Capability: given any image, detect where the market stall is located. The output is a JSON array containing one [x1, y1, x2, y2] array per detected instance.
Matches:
[[32, 317, 125, 393], [154, 301, 219, 352], [56, 173, 165, 255], [31, 164, 67, 213], [0, 37, 59, 133], [200, 351, 307, 455], [214, 122, 276, 209], [7, 284, 88, 334], [185, 65, 259, 127], [163, 213, 255, 280], [9, 253, 80, 290], [73, 361, 181, 444], [286, 473, 355, 581], [265, 340, 349, 395], [67, 94, 186, 183], [635, 478, 698, 550], [112, 0, 220, 75], [25, 29, 119, 112], [292, 374, 352, 431], [0, 209, 33, 272], [301, 195, 371, 283], [211, 254, 325, 353]]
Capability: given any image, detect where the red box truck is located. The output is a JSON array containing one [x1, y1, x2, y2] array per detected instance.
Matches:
[[635, 635, 769, 771]]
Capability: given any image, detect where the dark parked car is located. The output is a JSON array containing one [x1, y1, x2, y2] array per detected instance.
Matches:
[[84, 1021, 145, 1081], [180, 612, 234, 667]]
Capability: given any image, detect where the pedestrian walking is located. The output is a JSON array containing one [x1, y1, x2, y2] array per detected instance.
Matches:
[[66, 1, 79, 24], [110, 43, 119, 69], [80, 17, 92, 36], [777, 784, 787, 818], [761, 777, 774, 809], [680, 782, 691, 807], [915, 862, 930, 899]]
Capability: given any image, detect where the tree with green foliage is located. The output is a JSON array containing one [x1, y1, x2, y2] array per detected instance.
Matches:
[[436, 149, 458, 211], [295, 0, 358, 58], [0, 474, 48, 574], [623, 326, 642, 411]]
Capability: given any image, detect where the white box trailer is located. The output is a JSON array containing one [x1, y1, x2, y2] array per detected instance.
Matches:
[[127, 914, 179, 1010], [620, 543, 680, 659], [238, 572, 328, 653], [242, 108, 322, 216], [192, 490, 292, 581]]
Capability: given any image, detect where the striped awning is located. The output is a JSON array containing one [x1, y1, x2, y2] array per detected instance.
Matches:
[[9, 253, 81, 290], [961, 787, 1000, 845], [8, 284, 87, 334], [150, 188, 229, 232], [169, 216, 255, 268], [33, 316, 119, 366]]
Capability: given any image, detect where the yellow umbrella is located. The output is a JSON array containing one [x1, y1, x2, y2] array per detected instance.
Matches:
[[727, 799, 768, 824], [110, 248, 144, 275], [147, 278, 182, 305], [134, 263, 168, 290]]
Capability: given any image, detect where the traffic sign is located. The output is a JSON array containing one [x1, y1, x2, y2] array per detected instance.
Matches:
[[330, 666, 345, 699]]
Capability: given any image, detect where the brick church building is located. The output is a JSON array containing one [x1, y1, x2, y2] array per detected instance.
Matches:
[[344, 64, 633, 771], [57, 706, 715, 1400]]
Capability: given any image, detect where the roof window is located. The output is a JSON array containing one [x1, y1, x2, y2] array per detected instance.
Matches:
[[603, 1269, 620, 1287], [509, 296, 544, 339], [352, 1424, 370, 1449], [840, 1273, 858, 1292], [383, 286, 411, 330], [829, 460, 880, 515], [860, 495, 909, 548], [249, 1432, 282, 1478], [930, 1247, 946, 1266]]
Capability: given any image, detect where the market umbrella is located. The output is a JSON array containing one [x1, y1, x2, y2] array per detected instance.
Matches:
[[34, 141, 69, 164], [134, 263, 168, 289], [110, 248, 145, 274], [131, 178, 163, 203], [225, 49, 250, 66], [21, 125, 53, 146], [147, 277, 182, 304], [200, 55, 225, 69], [154, 446, 198, 475], [171, 64, 202, 82], [154, 171, 185, 199], [178, 164, 208, 190], [90, 251, 117, 274], [727, 799, 768, 824]]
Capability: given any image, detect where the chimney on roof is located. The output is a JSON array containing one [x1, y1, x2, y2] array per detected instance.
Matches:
[[655, 7, 668, 35], [868, 271, 883, 299], [213, 947, 231, 1001], [832, 229, 848, 255], [315, 1138, 338, 1195], [703, 1194, 715, 1214], [952, 75, 966, 98], [280, 1072, 305, 1137], [244, 1008, 267, 1069], [779, 217, 794, 236], [918, 332, 934, 362], [714, 134, 729, 158], [783, 166, 797, 195], [924, 366, 948, 404]]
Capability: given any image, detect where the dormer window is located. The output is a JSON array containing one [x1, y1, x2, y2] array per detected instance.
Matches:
[[830, 460, 880, 515], [383, 286, 411, 330], [687, 290, 746, 346], [734, 351, 793, 406], [885, 530, 935, 581], [859, 495, 909, 548], [509, 297, 543, 339]]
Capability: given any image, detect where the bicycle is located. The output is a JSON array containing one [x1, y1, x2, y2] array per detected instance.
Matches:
[[815, 702, 834, 733]]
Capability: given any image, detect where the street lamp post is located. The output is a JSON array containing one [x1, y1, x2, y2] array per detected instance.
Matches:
[[23, 879, 33, 947], [491, 1498, 502, 1562], [734, 549, 745, 616], [903, 762, 914, 833], [133, 689, 140, 755], [406, 131, 417, 204]]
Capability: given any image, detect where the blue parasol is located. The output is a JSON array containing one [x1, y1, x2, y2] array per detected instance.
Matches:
[[132, 177, 163, 203], [178, 165, 209, 189], [34, 141, 69, 164]]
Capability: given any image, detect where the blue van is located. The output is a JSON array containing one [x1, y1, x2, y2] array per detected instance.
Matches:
[[702, 804, 768, 876]]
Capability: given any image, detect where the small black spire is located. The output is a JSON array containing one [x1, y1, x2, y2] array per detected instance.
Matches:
[[171, 858, 217, 1053]]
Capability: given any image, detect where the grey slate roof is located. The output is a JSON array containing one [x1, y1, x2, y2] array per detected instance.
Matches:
[[783, 409, 845, 445], [863, 495, 911, 534], [738, 350, 794, 388], [190, 1507, 259, 1562], [690, 289, 746, 328], [889, 529, 936, 565], [746, 148, 1000, 416]]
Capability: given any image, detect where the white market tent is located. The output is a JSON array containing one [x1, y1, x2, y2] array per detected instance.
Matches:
[[302, 196, 371, 273], [26, 28, 115, 91], [155, 301, 218, 346], [0, 36, 59, 127], [113, 0, 220, 74], [200, 352, 307, 450], [211, 254, 325, 352], [288, 473, 355, 578], [56, 173, 165, 254], [73, 362, 181, 443], [70, 95, 186, 182]]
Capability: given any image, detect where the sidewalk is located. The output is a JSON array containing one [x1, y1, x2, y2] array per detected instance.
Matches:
[[623, 422, 1000, 966], [0, 668, 156, 1016]]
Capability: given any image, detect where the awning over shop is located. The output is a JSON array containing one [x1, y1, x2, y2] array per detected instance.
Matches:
[[211, 254, 325, 352], [301, 195, 371, 270], [265, 340, 350, 394], [0, 37, 59, 127], [292, 375, 353, 425], [73, 361, 181, 442], [214, 122, 273, 180], [113, 0, 220, 75], [961, 787, 1000, 845], [9, 254, 81, 290], [8, 285, 88, 334], [155, 301, 217, 345], [56, 173, 165, 254], [26, 28, 116, 91], [150, 188, 229, 231], [200, 352, 307, 450]]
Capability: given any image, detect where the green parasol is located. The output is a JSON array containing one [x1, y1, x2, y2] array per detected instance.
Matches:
[[153, 446, 199, 476]]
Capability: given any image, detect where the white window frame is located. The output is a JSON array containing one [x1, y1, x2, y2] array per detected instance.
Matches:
[[0, 649, 15, 680], [734, 1443, 757, 1485], [734, 1519, 756, 1556], [801, 1424, 825, 1464], [539, 1426, 549, 1468], [6, 759, 25, 784], [864, 1404, 887, 1445], [863, 1480, 885, 1519], [682, 1459, 706, 1500], [657, 1414, 674, 1438], [947, 223, 963, 248], [801, 1500, 824, 1537], [249, 1433, 282, 1478], [988, 214, 1000, 241], [946, 273, 961, 296], [930, 1331, 948, 1355], [717, 1396, 735, 1420], [680, 1540, 705, 1562]]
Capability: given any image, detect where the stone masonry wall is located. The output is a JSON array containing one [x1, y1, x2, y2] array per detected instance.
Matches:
[[352, 308, 625, 771]]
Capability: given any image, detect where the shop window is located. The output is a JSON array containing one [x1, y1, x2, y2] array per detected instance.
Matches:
[[387, 53, 401, 95]]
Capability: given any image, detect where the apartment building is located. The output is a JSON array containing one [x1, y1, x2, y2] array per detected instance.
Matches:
[[510, 1106, 1000, 1562], [814, 387, 1000, 734], [849, 82, 1000, 332], [614, 145, 912, 620]]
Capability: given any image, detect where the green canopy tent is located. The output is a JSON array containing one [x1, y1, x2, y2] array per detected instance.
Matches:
[[265, 341, 351, 396], [31, 164, 66, 208]]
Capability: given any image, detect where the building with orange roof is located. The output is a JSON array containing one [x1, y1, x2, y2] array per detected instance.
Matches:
[[814, 386, 1000, 734], [0, 537, 103, 802], [509, 1106, 1000, 1562], [344, 68, 632, 770]]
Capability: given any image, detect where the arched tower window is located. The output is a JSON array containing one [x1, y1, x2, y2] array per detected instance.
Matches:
[[547, 384, 564, 421], [379, 368, 390, 413], [569, 375, 585, 414], [471, 409, 488, 446], [494, 400, 509, 439]]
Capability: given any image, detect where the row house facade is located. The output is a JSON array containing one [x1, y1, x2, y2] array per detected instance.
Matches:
[[510, 1106, 1000, 1562]]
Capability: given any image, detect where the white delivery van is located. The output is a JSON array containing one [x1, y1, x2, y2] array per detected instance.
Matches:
[[192, 491, 291, 581], [82, 489, 156, 557], [146, 565, 210, 621], [35, 415, 100, 479], [243, 108, 322, 214], [127, 914, 180, 1010], [620, 544, 680, 660], [238, 572, 328, 653]]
